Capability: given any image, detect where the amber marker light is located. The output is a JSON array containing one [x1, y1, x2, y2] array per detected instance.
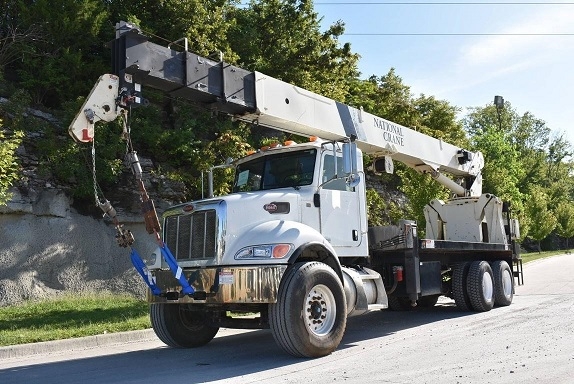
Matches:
[[272, 244, 292, 258]]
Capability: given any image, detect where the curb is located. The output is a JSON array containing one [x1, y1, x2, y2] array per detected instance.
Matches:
[[0, 329, 157, 360]]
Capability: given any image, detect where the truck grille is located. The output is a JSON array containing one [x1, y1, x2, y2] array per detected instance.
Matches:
[[164, 210, 217, 260]]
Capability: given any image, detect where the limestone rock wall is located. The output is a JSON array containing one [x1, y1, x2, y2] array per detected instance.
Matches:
[[0, 188, 157, 306]]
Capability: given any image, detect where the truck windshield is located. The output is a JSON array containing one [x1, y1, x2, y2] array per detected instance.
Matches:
[[233, 149, 317, 192]]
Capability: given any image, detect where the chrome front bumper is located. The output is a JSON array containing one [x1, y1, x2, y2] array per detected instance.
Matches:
[[147, 265, 288, 304]]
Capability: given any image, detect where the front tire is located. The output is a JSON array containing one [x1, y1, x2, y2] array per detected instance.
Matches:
[[150, 303, 219, 348], [466, 261, 495, 312], [491, 260, 513, 306], [269, 262, 347, 358]]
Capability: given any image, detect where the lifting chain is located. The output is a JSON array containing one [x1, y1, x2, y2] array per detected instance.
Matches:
[[89, 107, 162, 248], [82, 83, 191, 297], [90, 136, 135, 248], [120, 110, 162, 244]]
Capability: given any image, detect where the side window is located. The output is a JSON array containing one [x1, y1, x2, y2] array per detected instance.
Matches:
[[233, 159, 264, 192], [322, 153, 354, 191]]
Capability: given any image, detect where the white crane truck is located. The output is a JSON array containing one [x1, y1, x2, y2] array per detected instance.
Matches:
[[69, 22, 521, 358]]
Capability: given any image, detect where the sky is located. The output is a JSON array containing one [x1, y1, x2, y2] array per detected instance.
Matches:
[[314, 1, 574, 147]]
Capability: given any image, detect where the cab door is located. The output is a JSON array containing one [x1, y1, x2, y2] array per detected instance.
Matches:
[[318, 152, 362, 248]]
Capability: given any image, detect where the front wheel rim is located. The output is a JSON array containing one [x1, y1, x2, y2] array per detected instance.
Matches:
[[304, 284, 336, 336]]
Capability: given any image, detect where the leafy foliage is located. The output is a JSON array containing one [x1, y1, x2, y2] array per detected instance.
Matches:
[[468, 123, 524, 207], [524, 186, 557, 252], [396, 167, 450, 237], [5, 0, 110, 106], [555, 202, 574, 248], [0, 0, 572, 248], [366, 188, 386, 227], [0, 121, 23, 205], [229, 0, 359, 100], [464, 102, 574, 245]]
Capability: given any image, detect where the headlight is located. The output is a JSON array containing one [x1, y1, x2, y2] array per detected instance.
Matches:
[[234, 244, 293, 259]]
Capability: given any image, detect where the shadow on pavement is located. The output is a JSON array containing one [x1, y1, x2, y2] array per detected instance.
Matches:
[[0, 301, 475, 384]]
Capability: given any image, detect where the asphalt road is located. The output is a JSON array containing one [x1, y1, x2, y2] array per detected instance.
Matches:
[[1, 254, 573, 384]]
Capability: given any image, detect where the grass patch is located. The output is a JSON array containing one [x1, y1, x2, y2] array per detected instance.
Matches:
[[0, 293, 150, 347], [521, 249, 572, 264]]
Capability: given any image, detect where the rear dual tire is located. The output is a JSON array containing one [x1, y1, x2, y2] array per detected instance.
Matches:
[[452, 260, 513, 312], [491, 260, 513, 306], [466, 261, 495, 312], [452, 262, 473, 311]]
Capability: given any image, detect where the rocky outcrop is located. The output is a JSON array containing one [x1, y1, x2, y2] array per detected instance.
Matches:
[[0, 106, 187, 306], [0, 186, 159, 306]]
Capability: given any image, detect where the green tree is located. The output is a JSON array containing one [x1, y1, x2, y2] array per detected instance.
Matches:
[[525, 186, 557, 253], [555, 201, 574, 249], [396, 168, 449, 237], [464, 104, 525, 211], [0, 14, 42, 70], [108, 0, 238, 61], [544, 133, 574, 208], [464, 101, 574, 245], [366, 188, 386, 227], [7, 0, 109, 107], [414, 94, 468, 148], [465, 102, 573, 200], [229, 0, 359, 100], [347, 70, 417, 127], [470, 124, 524, 206]]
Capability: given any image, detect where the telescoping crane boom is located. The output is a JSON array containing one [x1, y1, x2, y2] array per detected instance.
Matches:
[[70, 23, 483, 197], [69, 21, 521, 358]]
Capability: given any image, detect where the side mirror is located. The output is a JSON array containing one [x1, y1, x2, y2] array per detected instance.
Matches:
[[342, 140, 360, 188], [342, 141, 357, 175]]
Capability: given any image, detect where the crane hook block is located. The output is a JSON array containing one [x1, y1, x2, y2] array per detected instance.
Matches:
[[69, 74, 121, 143], [116, 226, 135, 248]]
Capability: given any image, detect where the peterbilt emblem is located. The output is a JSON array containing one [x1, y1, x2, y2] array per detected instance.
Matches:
[[183, 204, 195, 212], [264, 203, 278, 212], [264, 202, 290, 214]]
